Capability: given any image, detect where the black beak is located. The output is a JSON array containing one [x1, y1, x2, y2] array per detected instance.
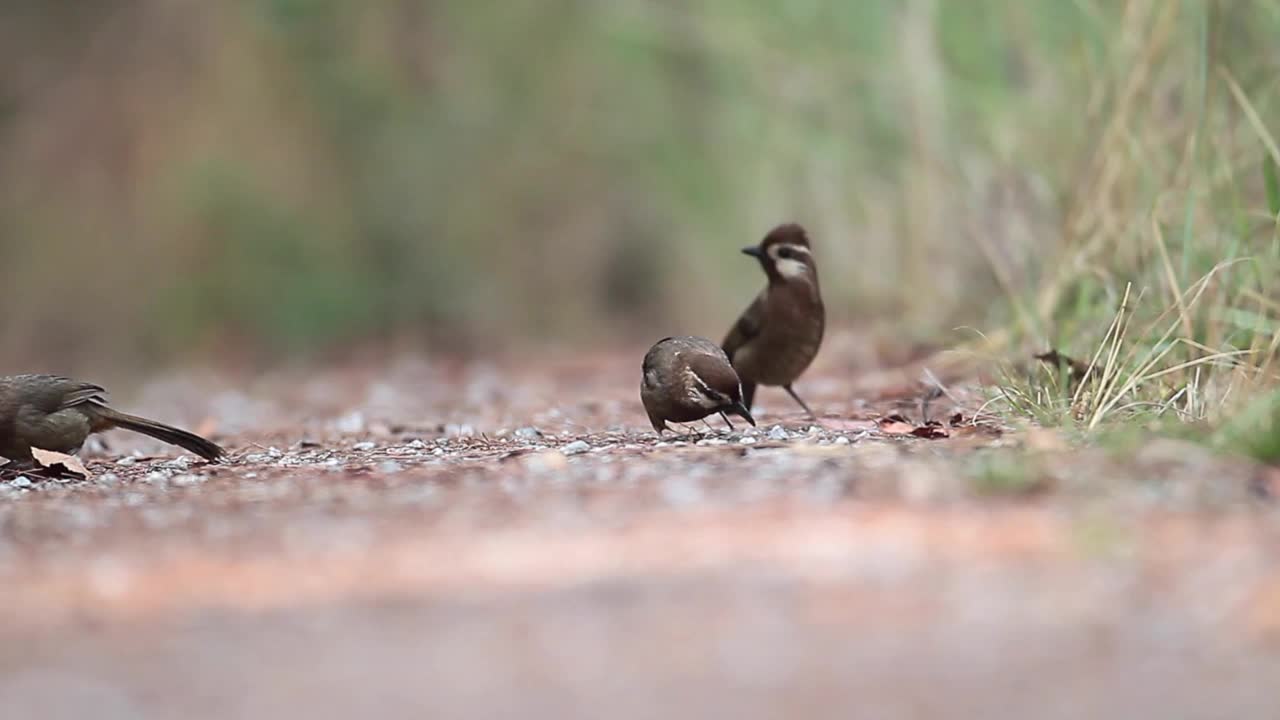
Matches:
[[727, 401, 756, 427], [741, 246, 764, 259]]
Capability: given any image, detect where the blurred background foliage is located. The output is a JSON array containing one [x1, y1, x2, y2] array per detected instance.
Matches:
[[0, 0, 1277, 376]]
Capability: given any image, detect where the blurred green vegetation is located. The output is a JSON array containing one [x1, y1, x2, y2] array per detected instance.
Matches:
[[1, 1, 1278, 378]]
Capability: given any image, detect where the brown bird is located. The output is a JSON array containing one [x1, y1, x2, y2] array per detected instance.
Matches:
[[0, 374, 225, 466], [722, 223, 825, 419], [641, 336, 755, 436]]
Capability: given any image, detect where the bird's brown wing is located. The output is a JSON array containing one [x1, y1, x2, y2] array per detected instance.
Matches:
[[58, 382, 108, 410], [5, 374, 107, 413], [721, 292, 766, 362]]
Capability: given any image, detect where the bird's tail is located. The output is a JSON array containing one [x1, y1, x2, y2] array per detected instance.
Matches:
[[88, 403, 225, 462]]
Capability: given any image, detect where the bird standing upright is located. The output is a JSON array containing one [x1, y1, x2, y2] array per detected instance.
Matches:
[[0, 374, 225, 465], [722, 223, 825, 419], [640, 336, 755, 436]]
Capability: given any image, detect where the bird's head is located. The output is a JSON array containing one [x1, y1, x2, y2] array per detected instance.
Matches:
[[741, 223, 817, 285]]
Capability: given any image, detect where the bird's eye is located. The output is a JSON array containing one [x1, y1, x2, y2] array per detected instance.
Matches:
[[777, 247, 793, 260]]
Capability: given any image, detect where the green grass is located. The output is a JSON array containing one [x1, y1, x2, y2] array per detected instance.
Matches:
[[2, 0, 1280, 400], [982, 2, 1280, 453]]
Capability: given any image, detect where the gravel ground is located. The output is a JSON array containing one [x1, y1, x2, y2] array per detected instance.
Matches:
[[1, 334, 1277, 718]]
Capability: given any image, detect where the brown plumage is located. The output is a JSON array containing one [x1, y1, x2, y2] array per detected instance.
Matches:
[[0, 374, 225, 465], [640, 336, 755, 436], [722, 223, 825, 419]]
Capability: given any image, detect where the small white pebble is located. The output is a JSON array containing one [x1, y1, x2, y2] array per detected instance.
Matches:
[[431, 447, 445, 456], [768, 426, 789, 441], [834, 436, 851, 445], [143, 471, 168, 485], [740, 437, 758, 445], [353, 441, 377, 452], [96, 473, 121, 486], [116, 457, 137, 467], [9, 476, 32, 489], [407, 439, 427, 449], [561, 440, 591, 456]]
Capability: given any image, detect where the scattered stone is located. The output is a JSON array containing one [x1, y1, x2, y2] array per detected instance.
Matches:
[[407, 439, 427, 449], [143, 471, 169, 485], [163, 456, 195, 470], [768, 425, 790, 441], [561, 440, 591, 456], [116, 457, 137, 467], [515, 427, 543, 440], [834, 435, 852, 445], [740, 436, 758, 445], [353, 441, 377, 452], [8, 476, 32, 489], [95, 473, 121, 486]]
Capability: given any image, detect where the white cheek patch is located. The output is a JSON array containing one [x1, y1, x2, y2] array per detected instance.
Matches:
[[775, 258, 809, 279], [767, 243, 813, 281]]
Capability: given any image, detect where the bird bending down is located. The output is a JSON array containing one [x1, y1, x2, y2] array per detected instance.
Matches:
[[0, 374, 225, 466], [722, 223, 825, 420], [640, 336, 756, 436]]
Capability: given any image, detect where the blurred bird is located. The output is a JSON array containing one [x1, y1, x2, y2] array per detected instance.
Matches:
[[641, 336, 756, 436], [0, 374, 225, 465], [722, 223, 825, 419]]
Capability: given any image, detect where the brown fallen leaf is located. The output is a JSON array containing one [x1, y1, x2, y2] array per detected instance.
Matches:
[[949, 412, 966, 427], [31, 447, 92, 479], [910, 422, 950, 440], [877, 414, 916, 436]]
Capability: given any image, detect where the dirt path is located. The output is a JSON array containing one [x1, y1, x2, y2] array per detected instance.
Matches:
[[1, 334, 1277, 718]]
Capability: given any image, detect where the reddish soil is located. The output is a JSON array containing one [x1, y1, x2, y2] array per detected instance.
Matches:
[[0, 332, 1276, 719]]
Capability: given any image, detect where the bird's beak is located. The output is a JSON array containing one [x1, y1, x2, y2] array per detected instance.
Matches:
[[729, 401, 756, 426], [741, 246, 764, 259]]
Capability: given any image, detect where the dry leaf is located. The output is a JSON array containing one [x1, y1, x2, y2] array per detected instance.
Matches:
[[910, 422, 950, 440], [877, 414, 915, 435], [31, 447, 92, 478]]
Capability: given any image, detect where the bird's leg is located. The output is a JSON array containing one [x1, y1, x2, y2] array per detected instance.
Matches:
[[717, 411, 735, 431], [702, 418, 718, 432], [678, 423, 705, 441], [783, 384, 817, 421]]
